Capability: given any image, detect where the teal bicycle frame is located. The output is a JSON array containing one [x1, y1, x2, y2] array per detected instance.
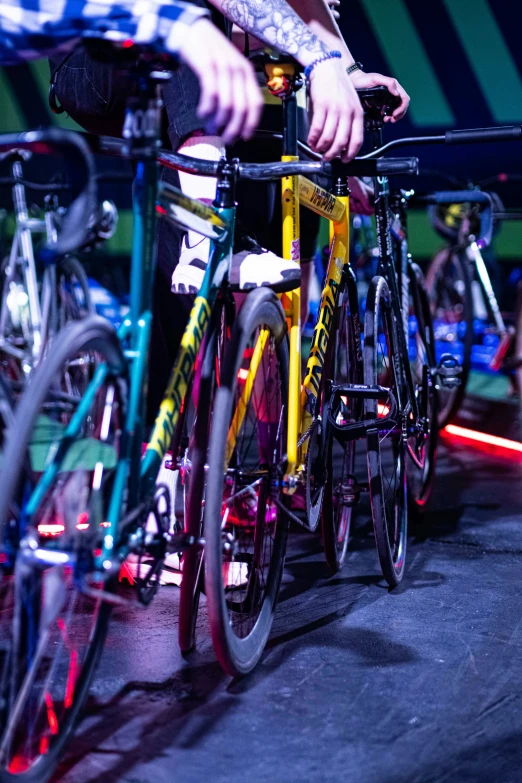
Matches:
[[24, 88, 236, 574]]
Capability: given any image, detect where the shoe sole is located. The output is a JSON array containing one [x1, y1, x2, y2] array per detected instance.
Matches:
[[173, 276, 300, 295]]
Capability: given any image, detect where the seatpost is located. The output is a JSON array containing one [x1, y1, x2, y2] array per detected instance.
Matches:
[[282, 93, 298, 157]]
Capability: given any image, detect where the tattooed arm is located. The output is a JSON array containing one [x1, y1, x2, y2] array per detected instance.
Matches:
[[220, 0, 328, 66], [211, 0, 364, 159], [286, 0, 410, 121]]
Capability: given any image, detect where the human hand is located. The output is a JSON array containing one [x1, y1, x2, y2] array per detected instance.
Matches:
[[349, 70, 410, 123], [177, 18, 263, 143], [307, 58, 364, 162]]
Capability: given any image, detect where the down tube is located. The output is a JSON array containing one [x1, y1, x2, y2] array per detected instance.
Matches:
[[140, 288, 212, 495], [302, 195, 349, 425]]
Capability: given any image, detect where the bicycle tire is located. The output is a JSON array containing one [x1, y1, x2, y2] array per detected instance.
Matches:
[[0, 315, 125, 782], [515, 283, 522, 412], [425, 246, 473, 429], [364, 276, 408, 588], [54, 255, 94, 330], [205, 288, 289, 677], [321, 284, 362, 574], [178, 296, 232, 653], [407, 264, 438, 513]]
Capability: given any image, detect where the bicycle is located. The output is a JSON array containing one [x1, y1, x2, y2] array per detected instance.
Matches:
[[422, 180, 521, 428], [0, 50, 412, 778], [202, 75, 441, 683], [0, 150, 118, 392]]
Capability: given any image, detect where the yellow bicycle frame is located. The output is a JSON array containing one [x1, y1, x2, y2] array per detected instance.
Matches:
[[287, 178, 349, 486], [225, 63, 350, 494]]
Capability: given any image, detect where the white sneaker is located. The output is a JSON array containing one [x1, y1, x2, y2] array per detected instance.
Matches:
[[122, 552, 183, 587], [171, 231, 301, 294]]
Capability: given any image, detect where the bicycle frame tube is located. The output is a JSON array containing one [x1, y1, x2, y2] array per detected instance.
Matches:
[[302, 195, 349, 440], [140, 204, 235, 497], [466, 241, 506, 335], [374, 175, 419, 422], [281, 153, 301, 476]]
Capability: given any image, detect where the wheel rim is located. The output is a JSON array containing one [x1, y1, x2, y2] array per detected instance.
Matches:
[[374, 304, 406, 572], [218, 325, 286, 642]]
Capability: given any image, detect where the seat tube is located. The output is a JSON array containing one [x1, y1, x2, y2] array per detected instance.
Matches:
[[281, 91, 301, 476]]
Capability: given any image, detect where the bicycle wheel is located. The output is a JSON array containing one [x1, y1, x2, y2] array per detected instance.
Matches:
[[425, 246, 472, 429], [364, 276, 407, 588], [407, 264, 438, 512], [320, 285, 362, 574], [178, 295, 232, 653], [205, 288, 289, 677], [0, 315, 126, 782], [43, 256, 94, 343]]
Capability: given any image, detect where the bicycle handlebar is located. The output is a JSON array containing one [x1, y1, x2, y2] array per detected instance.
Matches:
[[0, 129, 96, 259], [445, 126, 522, 145], [363, 125, 522, 158], [413, 190, 493, 248], [158, 149, 419, 179]]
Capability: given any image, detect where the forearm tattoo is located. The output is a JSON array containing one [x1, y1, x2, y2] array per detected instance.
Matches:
[[221, 0, 328, 57]]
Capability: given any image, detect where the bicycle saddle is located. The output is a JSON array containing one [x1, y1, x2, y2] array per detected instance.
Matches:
[[357, 86, 401, 116]]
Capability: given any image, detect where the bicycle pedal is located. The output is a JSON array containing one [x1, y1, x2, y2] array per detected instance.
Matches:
[[437, 353, 462, 388]]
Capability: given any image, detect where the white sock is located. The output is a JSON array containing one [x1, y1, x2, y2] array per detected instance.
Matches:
[[178, 135, 225, 249]]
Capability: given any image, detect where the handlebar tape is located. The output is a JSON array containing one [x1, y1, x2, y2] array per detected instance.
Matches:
[[445, 126, 522, 144]]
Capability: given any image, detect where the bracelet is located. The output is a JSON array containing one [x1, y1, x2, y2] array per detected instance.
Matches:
[[346, 61, 363, 76], [304, 50, 342, 81]]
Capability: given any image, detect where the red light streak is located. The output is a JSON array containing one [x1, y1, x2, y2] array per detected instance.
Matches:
[[44, 692, 59, 735], [443, 424, 522, 456], [38, 523, 65, 537]]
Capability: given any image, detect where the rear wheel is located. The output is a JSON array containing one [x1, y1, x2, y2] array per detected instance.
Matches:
[[406, 264, 438, 513], [364, 277, 407, 588], [205, 289, 289, 676], [425, 247, 472, 429], [0, 316, 125, 782]]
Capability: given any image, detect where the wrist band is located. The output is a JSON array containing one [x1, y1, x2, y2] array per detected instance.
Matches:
[[304, 50, 342, 81], [346, 61, 363, 76]]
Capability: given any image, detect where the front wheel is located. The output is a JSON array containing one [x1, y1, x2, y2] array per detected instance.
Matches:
[[204, 288, 289, 677], [0, 316, 126, 782], [364, 277, 407, 588], [178, 295, 232, 653]]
